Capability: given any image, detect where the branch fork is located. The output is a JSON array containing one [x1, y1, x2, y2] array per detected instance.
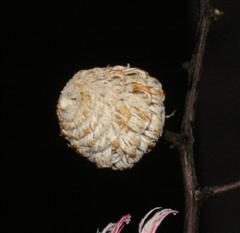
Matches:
[[164, 1, 240, 232]]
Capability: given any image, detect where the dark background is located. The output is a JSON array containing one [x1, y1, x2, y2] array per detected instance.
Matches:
[[2, 1, 240, 233]]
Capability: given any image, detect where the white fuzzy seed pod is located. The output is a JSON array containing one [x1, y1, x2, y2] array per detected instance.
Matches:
[[56, 65, 165, 170]]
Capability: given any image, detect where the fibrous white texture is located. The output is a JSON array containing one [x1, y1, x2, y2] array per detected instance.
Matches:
[[57, 65, 165, 170]]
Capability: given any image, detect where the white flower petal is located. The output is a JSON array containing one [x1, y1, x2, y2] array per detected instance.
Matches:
[[98, 214, 131, 233], [139, 207, 178, 233]]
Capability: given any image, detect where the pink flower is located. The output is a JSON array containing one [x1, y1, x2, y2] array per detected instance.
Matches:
[[97, 207, 178, 233]]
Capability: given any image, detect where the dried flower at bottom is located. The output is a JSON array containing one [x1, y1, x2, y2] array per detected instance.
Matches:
[[97, 207, 178, 233], [56, 65, 165, 170]]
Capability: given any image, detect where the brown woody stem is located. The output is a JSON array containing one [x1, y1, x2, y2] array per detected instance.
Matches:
[[201, 181, 240, 199], [164, 0, 240, 233]]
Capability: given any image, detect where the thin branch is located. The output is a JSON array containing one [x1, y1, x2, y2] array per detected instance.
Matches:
[[164, 0, 240, 233], [177, 0, 212, 232], [202, 181, 240, 199]]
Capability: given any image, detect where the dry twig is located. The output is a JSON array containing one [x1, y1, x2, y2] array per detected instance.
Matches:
[[164, 0, 240, 232]]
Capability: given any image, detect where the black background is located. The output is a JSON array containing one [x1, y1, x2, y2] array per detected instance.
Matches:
[[2, 1, 240, 233]]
